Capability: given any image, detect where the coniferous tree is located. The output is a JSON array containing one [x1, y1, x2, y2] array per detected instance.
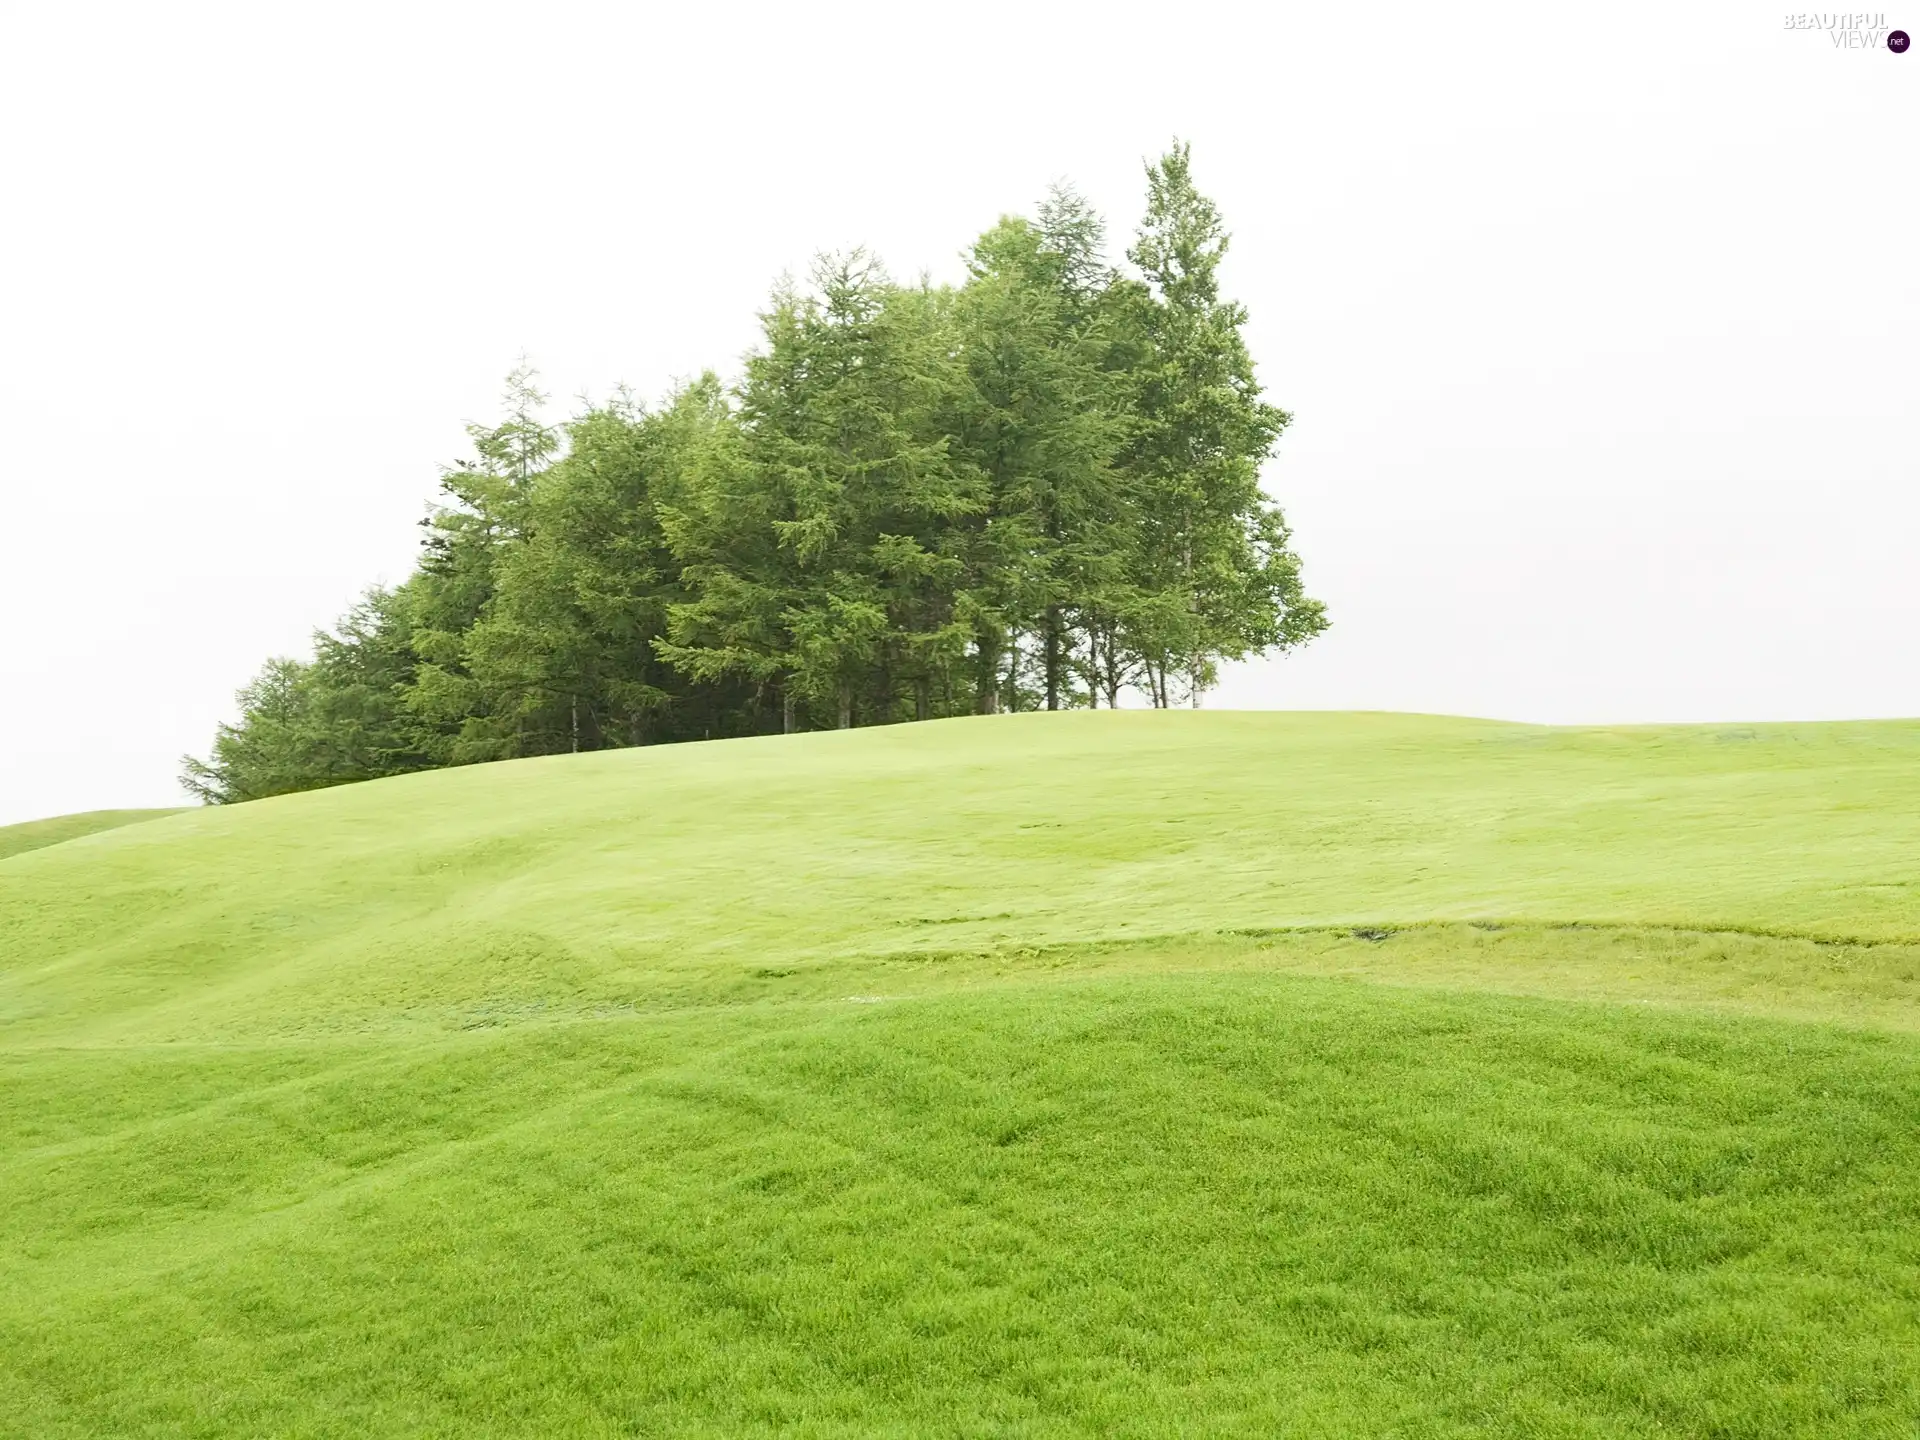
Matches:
[[466, 394, 685, 753], [187, 148, 1326, 800], [948, 211, 1123, 713], [401, 365, 559, 760], [179, 589, 427, 802], [1121, 142, 1325, 705], [662, 255, 975, 729]]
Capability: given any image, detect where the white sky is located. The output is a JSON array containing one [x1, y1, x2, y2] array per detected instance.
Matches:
[[1, 1, 1914, 825]]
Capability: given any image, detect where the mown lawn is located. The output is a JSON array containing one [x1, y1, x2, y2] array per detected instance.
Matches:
[[0, 808, 178, 862], [2, 713, 1917, 1435]]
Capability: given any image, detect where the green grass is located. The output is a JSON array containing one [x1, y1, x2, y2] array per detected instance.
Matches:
[[2, 712, 1917, 1435], [0, 808, 181, 862]]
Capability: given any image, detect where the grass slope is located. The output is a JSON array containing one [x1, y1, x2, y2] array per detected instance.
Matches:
[[0, 808, 181, 862], [2, 712, 1917, 1436]]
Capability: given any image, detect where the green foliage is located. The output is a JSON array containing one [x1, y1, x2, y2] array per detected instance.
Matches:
[[399, 365, 558, 765], [1122, 141, 1325, 705], [8, 714, 1920, 1434], [463, 388, 744, 753], [180, 588, 428, 804], [948, 206, 1125, 712], [662, 256, 978, 730], [186, 147, 1329, 800]]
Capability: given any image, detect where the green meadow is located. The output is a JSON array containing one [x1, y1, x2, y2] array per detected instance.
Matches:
[[0, 808, 181, 863], [2, 711, 1917, 1436]]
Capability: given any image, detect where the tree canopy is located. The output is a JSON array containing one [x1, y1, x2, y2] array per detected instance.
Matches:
[[184, 145, 1327, 804]]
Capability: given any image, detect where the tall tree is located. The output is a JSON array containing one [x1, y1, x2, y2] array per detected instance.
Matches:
[[464, 391, 698, 754], [188, 151, 1330, 802], [399, 365, 560, 761], [1121, 142, 1325, 706], [949, 209, 1123, 712], [660, 255, 975, 729], [179, 588, 427, 803]]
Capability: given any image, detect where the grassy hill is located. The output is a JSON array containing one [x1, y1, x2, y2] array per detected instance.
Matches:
[[0, 807, 181, 862], [2, 712, 1916, 1435]]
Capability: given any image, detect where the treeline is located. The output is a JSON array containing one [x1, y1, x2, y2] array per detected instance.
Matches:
[[183, 145, 1327, 804]]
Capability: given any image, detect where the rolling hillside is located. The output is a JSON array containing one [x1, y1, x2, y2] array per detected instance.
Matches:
[[0, 808, 181, 863], [2, 712, 1916, 1436]]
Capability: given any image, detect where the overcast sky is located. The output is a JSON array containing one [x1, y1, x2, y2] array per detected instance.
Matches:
[[0, 1, 1913, 825]]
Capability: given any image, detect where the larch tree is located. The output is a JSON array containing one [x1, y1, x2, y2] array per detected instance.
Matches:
[[1121, 142, 1325, 706], [949, 209, 1122, 712], [185, 148, 1329, 800]]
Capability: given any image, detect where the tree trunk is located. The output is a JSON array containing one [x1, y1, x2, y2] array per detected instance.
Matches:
[[571, 694, 580, 753], [782, 688, 796, 735], [1044, 606, 1061, 711], [1101, 624, 1121, 709], [1182, 531, 1198, 712], [837, 686, 852, 730], [976, 635, 1001, 714], [915, 676, 931, 723]]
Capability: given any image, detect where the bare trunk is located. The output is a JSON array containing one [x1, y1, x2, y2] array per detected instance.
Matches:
[[837, 686, 852, 730], [914, 676, 931, 723], [571, 694, 580, 753], [976, 636, 1001, 713], [1101, 625, 1121, 709], [782, 688, 796, 735], [1182, 530, 1198, 712], [1043, 607, 1061, 711]]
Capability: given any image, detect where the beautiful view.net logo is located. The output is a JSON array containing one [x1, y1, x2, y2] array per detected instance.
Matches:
[[1783, 12, 1911, 47]]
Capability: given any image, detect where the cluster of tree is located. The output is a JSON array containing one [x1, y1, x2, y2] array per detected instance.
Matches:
[[183, 145, 1327, 804]]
